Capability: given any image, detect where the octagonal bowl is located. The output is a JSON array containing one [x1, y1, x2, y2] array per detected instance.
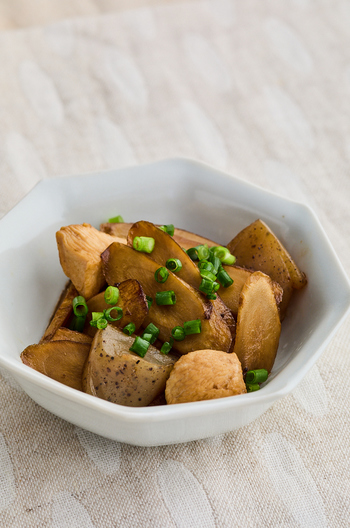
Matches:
[[0, 158, 349, 446]]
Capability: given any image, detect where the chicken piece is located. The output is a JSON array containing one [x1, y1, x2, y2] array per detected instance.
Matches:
[[56, 223, 122, 299], [165, 349, 246, 404]]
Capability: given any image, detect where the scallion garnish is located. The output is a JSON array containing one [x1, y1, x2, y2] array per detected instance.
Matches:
[[104, 306, 123, 322], [154, 267, 169, 283], [155, 290, 176, 305], [90, 312, 104, 327], [183, 319, 202, 335], [72, 296, 88, 317], [199, 278, 215, 295], [122, 322, 136, 336], [69, 315, 86, 332], [166, 258, 182, 272], [129, 336, 150, 357], [216, 269, 234, 288], [207, 293, 217, 300], [208, 254, 221, 275], [142, 323, 160, 344], [195, 244, 210, 261], [211, 246, 236, 265], [159, 224, 175, 236], [146, 295, 153, 309], [133, 236, 155, 253], [186, 247, 199, 261], [108, 215, 124, 223], [160, 341, 173, 354], [104, 286, 120, 305], [245, 369, 268, 384], [96, 317, 108, 329], [171, 326, 185, 341], [198, 260, 215, 274], [200, 269, 217, 282], [246, 384, 260, 393]]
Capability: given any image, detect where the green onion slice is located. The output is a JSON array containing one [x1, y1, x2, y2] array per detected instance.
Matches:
[[198, 260, 215, 274], [129, 336, 150, 357], [195, 244, 210, 261], [108, 215, 124, 223], [171, 326, 185, 341], [122, 322, 136, 336], [246, 384, 260, 393], [133, 236, 155, 253], [208, 254, 221, 274], [159, 224, 175, 236], [72, 296, 88, 317], [216, 269, 234, 288], [155, 290, 176, 305], [200, 269, 217, 282], [183, 319, 202, 335], [146, 295, 153, 309], [160, 341, 173, 354], [211, 246, 236, 265], [96, 317, 108, 330], [142, 323, 160, 344], [104, 286, 120, 305], [89, 311, 104, 327], [207, 293, 217, 300], [154, 267, 169, 283], [245, 369, 269, 384], [199, 278, 214, 295], [166, 258, 182, 272], [104, 306, 123, 322], [186, 247, 199, 261], [69, 315, 86, 332]]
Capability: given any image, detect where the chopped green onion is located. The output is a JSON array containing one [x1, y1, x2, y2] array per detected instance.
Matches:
[[129, 336, 150, 357], [166, 258, 182, 272], [160, 340, 173, 354], [207, 293, 217, 300], [183, 319, 202, 335], [89, 311, 105, 327], [156, 290, 176, 305], [108, 215, 124, 223], [159, 224, 175, 236], [186, 247, 199, 261], [96, 317, 108, 329], [208, 254, 221, 274], [122, 322, 136, 336], [69, 315, 86, 332], [246, 384, 260, 393], [171, 326, 185, 341], [104, 306, 123, 322], [133, 236, 155, 253], [216, 269, 234, 288], [154, 267, 169, 283], [142, 333, 153, 343], [195, 244, 210, 261], [200, 269, 217, 282], [104, 286, 119, 305], [142, 323, 160, 344], [198, 260, 215, 274], [211, 246, 236, 265], [199, 278, 215, 295], [72, 296, 88, 317], [245, 369, 269, 384], [146, 295, 153, 309], [212, 282, 220, 293]]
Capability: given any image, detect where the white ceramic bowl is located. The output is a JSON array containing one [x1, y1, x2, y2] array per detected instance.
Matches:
[[0, 158, 349, 446]]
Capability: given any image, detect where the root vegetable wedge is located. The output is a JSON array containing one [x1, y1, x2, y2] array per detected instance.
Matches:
[[40, 281, 78, 343], [21, 341, 91, 391], [52, 328, 93, 345], [56, 223, 124, 300], [100, 222, 218, 251], [101, 242, 232, 354], [226, 219, 307, 317], [127, 220, 202, 290], [82, 324, 176, 407], [85, 279, 148, 337], [233, 271, 281, 374]]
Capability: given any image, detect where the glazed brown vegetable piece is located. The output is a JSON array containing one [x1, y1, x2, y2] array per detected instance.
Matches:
[[101, 241, 232, 354], [233, 271, 281, 374], [21, 340, 91, 391], [85, 279, 148, 337], [165, 349, 246, 404], [40, 281, 78, 343], [56, 223, 124, 300], [82, 324, 176, 407], [226, 219, 307, 318], [51, 327, 93, 345], [100, 222, 218, 251]]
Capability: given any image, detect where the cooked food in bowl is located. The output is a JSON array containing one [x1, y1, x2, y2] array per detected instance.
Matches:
[[20, 217, 307, 407]]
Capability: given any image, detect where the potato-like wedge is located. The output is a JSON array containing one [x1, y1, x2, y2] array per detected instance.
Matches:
[[227, 219, 306, 317], [85, 279, 148, 337], [127, 221, 202, 290], [233, 271, 281, 374], [56, 223, 124, 299], [82, 324, 176, 407], [21, 341, 90, 391], [52, 327, 93, 345], [101, 242, 232, 354], [100, 222, 218, 251], [211, 295, 236, 344], [40, 282, 78, 343]]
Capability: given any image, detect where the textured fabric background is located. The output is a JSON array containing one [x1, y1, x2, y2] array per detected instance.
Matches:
[[0, 1, 349, 526]]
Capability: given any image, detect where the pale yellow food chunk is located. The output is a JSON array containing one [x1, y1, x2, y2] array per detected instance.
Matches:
[[165, 349, 246, 404], [56, 223, 122, 299]]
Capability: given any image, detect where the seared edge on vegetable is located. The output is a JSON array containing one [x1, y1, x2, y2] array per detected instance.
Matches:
[[40, 281, 78, 343], [82, 324, 176, 407]]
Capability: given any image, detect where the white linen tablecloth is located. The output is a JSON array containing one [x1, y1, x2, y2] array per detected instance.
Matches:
[[0, 1, 349, 526]]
